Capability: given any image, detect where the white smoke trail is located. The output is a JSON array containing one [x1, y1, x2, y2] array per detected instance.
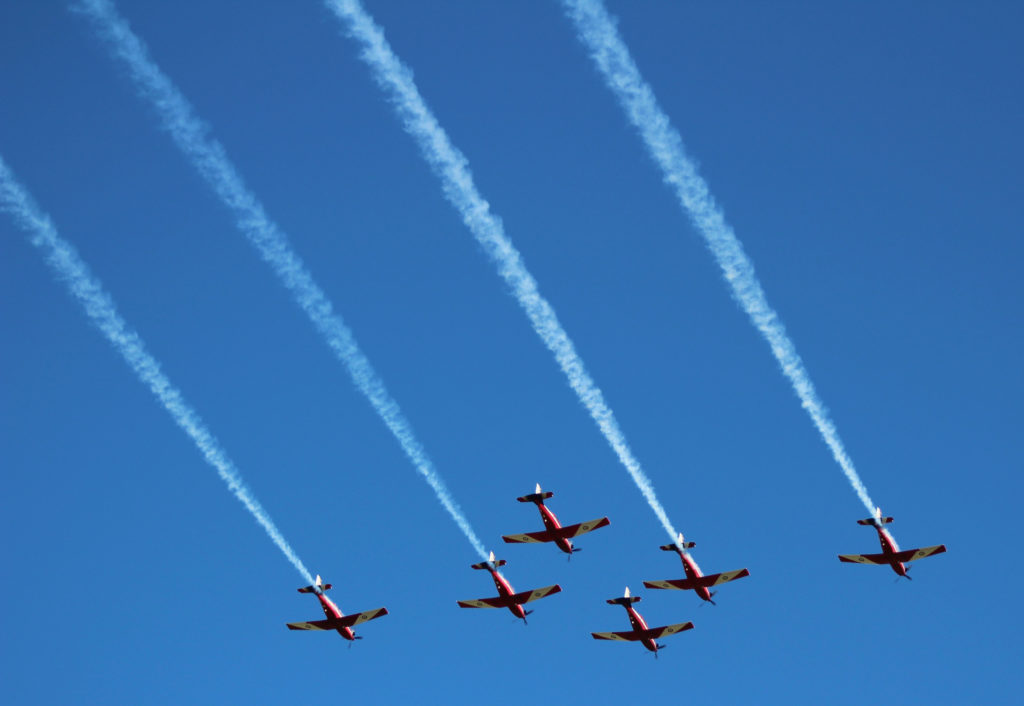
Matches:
[[562, 0, 876, 513], [0, 156, 314, 583], [326, 0, 682, 544], [73, 0, 488, 559]]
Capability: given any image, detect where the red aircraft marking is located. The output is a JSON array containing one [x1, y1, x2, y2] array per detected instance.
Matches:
[[501, 484, 610, 555], [286, 575, 388, 641], [642, 533, 750, 604], [591, 587, 693, 656], [456, 552, 561, 623], [838, 509, 947, 578]]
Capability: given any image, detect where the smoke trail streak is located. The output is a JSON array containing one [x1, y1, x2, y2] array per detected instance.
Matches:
[[326, 0, 681, 543], [0, 156, 314, 583], [73, 0, 488, 559], [563, 0, 876, 513]]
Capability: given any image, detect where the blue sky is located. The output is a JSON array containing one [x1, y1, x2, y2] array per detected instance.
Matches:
[[2, 1, 1021, 703]]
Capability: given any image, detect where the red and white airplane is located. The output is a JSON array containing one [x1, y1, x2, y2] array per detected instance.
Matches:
[[501, 484, 610, 556], [286, 575, 388, 642], [591, 587, 693, 657], [643, 533, 750, 605], [838, 508, 946, 579], [457, 552, 562, 623]]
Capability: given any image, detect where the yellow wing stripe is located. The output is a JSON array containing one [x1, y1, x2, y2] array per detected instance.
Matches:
[[591, 631, 633, 641], [712, 570, 748, 585], [906, 545, 947, 562], [501, 533, 546, 543], [286, 621, 328, 631], [839, 553, 886, 565]]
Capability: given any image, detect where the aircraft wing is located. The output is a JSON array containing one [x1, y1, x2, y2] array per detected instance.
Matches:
[[644, 568, 749, 591], [893, 545, 947, 563], [591, 630, 642, 642], [457, 596, 511, 609], [555, 517, 611, 539], [511, 584, 562, 605], [333, 607, 388, 628], [838, 552, 890, 565], [286, 608, 388, 631], [287, 619, 340, 631], [643, 621, 694, 640], [501, 529, 556, 544]]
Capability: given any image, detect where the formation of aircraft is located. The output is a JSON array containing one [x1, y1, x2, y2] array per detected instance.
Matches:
[[286, 490, 946, 654], [838, 508, 947, 579], [643, 533, 750, 605], [501, 484, 610, 557], [591, 587, 693, 657], [286, 575, 388, 642], [456, 551, 562, 623]]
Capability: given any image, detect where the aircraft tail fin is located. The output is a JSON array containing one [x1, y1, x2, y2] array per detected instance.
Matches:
[[517, 483, 554, 504], [471, 551, 506, 570], [606, 587, 641, 605], [297, 575, 333, 594], [858, 508, 894, 526], [659, 533, 695, 551]]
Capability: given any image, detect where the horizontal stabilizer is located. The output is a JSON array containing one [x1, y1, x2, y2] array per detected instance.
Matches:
[[660, 541, 695, 551], [297, 580, 332, 594], [606, 595, 642, 605], [858, 516, 894, 526], [470, 558, 507, 570], [644, 622, 694, 640], [644, 568, 750, 591], [517, 491, 554, 503]]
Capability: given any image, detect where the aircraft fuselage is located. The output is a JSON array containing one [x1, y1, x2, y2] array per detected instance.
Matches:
[[622, 604, 658, 654], [315, 592, 357, 641], [535, 501, 574, 554], [487, 568, 527, 621], [677, 550, 714, 603], [875, 526, 909, 577]]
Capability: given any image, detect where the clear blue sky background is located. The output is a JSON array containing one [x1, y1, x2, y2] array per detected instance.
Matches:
[[2, 1, 1021, 703]]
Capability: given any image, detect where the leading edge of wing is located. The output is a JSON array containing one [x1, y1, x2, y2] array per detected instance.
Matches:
[[512, 584, 562, 605], [287, 619, 338, 631], [895, 545, 947, 563], [591, 630, 641, 642], [557, 516, 611, 539], [457, 596, 510, 609], [838, 553, 889, 565], [644, 621, 694, 640], [644, 568, 750, 591], [334, 607, 388, 628], [286, 608, 388, 631], [501, 530, 554, 544]]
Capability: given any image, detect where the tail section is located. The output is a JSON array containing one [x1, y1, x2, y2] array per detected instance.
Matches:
[[606, 586, 642, 606], [858, 507, 894, 527], [517, 482, 554, 504], [297, 575, 333, 594], [471, 551, 507, 570], [660, 533, 695, 551]]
